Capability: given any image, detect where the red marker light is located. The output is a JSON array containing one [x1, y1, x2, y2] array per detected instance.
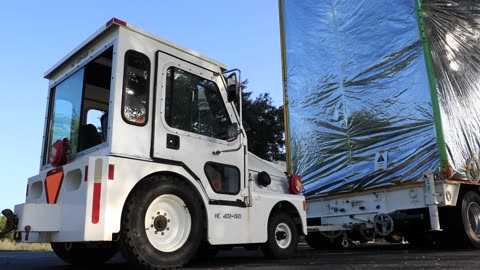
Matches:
[[108, 164, 115, 180], [106, 18, 127, 27], [288, 174, 303, 195]]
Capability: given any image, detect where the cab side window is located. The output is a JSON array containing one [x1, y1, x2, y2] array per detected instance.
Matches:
[[204, 162, 240, 194], [122, 50, 150, 125], [164, 67, 231, 140]]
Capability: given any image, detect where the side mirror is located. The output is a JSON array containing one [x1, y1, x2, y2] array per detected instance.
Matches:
[[227, 123, 239, 142], [226, 73, 239, 103]]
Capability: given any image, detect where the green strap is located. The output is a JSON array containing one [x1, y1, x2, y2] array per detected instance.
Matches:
[[415, 0, 448, 176]]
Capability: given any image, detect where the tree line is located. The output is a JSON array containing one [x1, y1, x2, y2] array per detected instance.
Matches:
[[241, 91, 285, 162]]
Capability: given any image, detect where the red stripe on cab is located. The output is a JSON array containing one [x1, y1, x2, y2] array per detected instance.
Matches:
[[92, 183, 101, 224]]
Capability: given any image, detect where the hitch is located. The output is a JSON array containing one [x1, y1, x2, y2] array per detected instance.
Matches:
[[0, 209, 18, 239]]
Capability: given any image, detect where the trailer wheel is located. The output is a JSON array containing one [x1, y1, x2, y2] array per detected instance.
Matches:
[[119, 177, 204, 269], [51, 242, 117, 265], [459, 191, 480, 248], [262, 213, 298, 258]]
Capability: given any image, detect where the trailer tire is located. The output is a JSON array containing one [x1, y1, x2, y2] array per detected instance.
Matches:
[[119, 177, 204, 269], [459, 191, 480, 248], [262, 213, 298, 258], [51, 242, 117, 265]]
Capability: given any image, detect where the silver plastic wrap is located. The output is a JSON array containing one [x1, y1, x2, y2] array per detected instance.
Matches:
[[282, 0, 440, 197], [424, 0, 480, 181]]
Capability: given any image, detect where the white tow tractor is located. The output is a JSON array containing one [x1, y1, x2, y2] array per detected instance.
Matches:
[[0, 18, 306, 269]]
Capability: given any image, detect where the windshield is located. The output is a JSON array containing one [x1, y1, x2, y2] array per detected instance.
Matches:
[[44, 47, 113, 165], [48, 69, 84, 155]]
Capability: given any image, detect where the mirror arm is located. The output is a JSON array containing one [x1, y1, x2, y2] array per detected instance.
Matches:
[[212, 131, 243, 155], [218, 68, 245, 156]]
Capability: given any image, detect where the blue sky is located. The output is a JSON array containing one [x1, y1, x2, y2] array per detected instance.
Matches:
[[0, 1, 283, 211]]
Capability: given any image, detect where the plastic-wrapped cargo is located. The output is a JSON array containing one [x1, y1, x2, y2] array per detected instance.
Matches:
[[279, 0, 480, 198]]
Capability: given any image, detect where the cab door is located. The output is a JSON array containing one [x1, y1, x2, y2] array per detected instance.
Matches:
[[152, 50, 246, 205]]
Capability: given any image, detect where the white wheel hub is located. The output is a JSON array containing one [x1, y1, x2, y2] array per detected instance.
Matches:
[[275, 222, 292, 249], [144, 194, 191, 252]]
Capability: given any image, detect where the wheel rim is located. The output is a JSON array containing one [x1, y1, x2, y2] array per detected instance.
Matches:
[[467, 201, 480, 236], [275, 222, 292, 249], [144, 194, 191, 252]]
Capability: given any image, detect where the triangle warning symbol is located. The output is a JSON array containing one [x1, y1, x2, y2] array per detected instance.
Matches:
[[45, 169, 64, 204], [377, 155, 385, 162]]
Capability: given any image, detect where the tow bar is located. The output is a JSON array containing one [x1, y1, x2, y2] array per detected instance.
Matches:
[[0, 209, 18, 239]]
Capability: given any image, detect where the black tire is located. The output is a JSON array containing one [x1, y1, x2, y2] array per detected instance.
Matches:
[[262, 213, 298, 258], [437, 191, 480, 248], [459, 191, 480, 248], [51, 242, 117, 265], [119, 176, 204, 269]]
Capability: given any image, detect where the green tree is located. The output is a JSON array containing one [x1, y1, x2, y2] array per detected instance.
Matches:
[[0, 215, 14, 241], [241, 91, 285, 161]]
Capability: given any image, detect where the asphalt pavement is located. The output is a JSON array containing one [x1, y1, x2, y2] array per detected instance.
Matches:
[[1, 242, 480, 269]]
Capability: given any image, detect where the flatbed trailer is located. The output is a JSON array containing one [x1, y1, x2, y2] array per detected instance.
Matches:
[[279, 0, 480, 248]]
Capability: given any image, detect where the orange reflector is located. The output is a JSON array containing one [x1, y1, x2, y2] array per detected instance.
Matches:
[[303, 200, 307, 211], [45, 168, 64, 204]]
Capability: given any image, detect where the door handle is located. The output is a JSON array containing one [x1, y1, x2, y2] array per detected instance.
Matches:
[[166, 134, 180, 150]]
